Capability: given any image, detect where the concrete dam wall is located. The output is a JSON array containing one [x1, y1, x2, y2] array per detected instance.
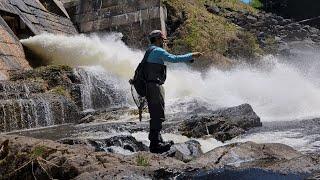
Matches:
[[64, 0, 167, 48], [0, 0, 78, 78]]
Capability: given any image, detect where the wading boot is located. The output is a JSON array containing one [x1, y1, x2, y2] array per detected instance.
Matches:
[[149, 141, 173, 154], [149, 131, 174, 154]]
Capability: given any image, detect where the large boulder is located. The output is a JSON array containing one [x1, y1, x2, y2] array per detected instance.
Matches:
[[179, 104, 262, 142]]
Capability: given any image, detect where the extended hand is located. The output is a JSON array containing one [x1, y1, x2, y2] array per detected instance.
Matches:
[[192, 52, 203, 58]]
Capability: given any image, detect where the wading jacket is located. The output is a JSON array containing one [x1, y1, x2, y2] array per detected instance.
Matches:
[[144, 45, 193, 85]]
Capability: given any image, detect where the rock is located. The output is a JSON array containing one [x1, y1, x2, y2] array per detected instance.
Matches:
[[206, 5, 220, 15], [310, 34, 320, 42], [269, 18, 278, 25], [177, 167, 308, 179], [179, 104, 261, 142], [78, 114, 94, 124], [246, 15, 257, 22], [98, 135, 148, 152], [274, 36, 282, 42], [58, 138, 101, 151], [166, 140, 203, 162], [0, 93, 80, 132], [1, 135, 320, 179], [192, 141, 303, 169], [0, 135, 185, 179], [0, 139, 9, 160], [59, 135, 148, 153], [309, 27, 320, 34], [307, 172, 320, 180]]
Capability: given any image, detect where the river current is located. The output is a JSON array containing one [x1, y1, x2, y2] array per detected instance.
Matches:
[[18, 33, 320, 154]]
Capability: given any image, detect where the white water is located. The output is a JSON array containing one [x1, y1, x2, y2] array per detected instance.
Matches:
[[21, 33, 320, 122]]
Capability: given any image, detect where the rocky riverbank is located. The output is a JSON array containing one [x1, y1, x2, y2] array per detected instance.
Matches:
[[2, 100, 319, 179], [1, 135, 319, 179]]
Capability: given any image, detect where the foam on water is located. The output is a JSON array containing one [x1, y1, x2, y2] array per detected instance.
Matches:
[[132, 130, 314, 153], [21, 33, 320, 121]]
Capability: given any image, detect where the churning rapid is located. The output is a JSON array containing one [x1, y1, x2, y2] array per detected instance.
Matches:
[[21, 33, 320, 122]]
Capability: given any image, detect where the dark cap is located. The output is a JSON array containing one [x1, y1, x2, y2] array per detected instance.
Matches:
[[148, 30, 167, 40]]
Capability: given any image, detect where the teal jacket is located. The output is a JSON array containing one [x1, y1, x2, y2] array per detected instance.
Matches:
[[146, 45, 193, 64]]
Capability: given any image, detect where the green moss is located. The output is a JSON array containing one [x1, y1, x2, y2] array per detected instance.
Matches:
[[136, 155, 149, 167], [35, 65, 73, 74], [49, 86, 70, 97], [164, 0, 238, 54], [31, 146, 48, 158]]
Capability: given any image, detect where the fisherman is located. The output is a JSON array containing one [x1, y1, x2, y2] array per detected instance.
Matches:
[[144, 30, 202, 153]]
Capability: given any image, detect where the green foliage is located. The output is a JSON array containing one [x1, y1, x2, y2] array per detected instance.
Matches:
[[136, 155, 149, 167], [208, 0, 258, 13], [250, 0, 263, 9]]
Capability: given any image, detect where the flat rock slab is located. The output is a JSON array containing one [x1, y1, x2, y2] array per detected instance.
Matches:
[[166, 140, 203, 162]]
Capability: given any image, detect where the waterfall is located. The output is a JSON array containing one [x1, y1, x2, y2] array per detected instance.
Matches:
[[0, 92, 78, 132], [73, 67, 130, 111], [21, 33, 320, 122]]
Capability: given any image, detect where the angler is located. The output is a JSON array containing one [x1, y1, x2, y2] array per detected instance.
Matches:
[[130, 30, 202, 154]]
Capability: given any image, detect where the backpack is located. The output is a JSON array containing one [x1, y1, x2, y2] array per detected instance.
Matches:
[[129, 46, 156, 97]]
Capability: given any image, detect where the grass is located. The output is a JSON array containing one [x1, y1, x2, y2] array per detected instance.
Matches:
[[162, 0, 263, 66], [209, 0, 258, 14], [164, 0, 238, 54], [136, 155, 150, 167], [31, 146, 48, 158]]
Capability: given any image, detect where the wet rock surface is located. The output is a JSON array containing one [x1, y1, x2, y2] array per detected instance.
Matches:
[[0, 135, 185, 180], [59, 134, 149, 154], [179, 104, 262, 142], [177, 168, 308, 180], [0, 65, 125, 132], [0, 135, 319, 180], [166, 140, 203, 162], [192, 141, 302, 168]]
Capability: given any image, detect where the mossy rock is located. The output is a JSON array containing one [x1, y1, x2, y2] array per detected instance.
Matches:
[[163, 0, 265, 67], [49, 85, 71, 98]]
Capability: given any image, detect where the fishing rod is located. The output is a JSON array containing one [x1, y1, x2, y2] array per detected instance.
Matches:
[[130, 84, 147, 122]]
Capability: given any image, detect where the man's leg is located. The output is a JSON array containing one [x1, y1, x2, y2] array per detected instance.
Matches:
[[146, 83, 171, 153]]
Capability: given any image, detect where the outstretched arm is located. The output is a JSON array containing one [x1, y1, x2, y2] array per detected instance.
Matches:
[[159, 49, 193, 63]]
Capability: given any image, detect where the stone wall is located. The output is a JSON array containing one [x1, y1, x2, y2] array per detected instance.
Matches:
[[65, 0, 167, 49], [0, 0, 78, 78]]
